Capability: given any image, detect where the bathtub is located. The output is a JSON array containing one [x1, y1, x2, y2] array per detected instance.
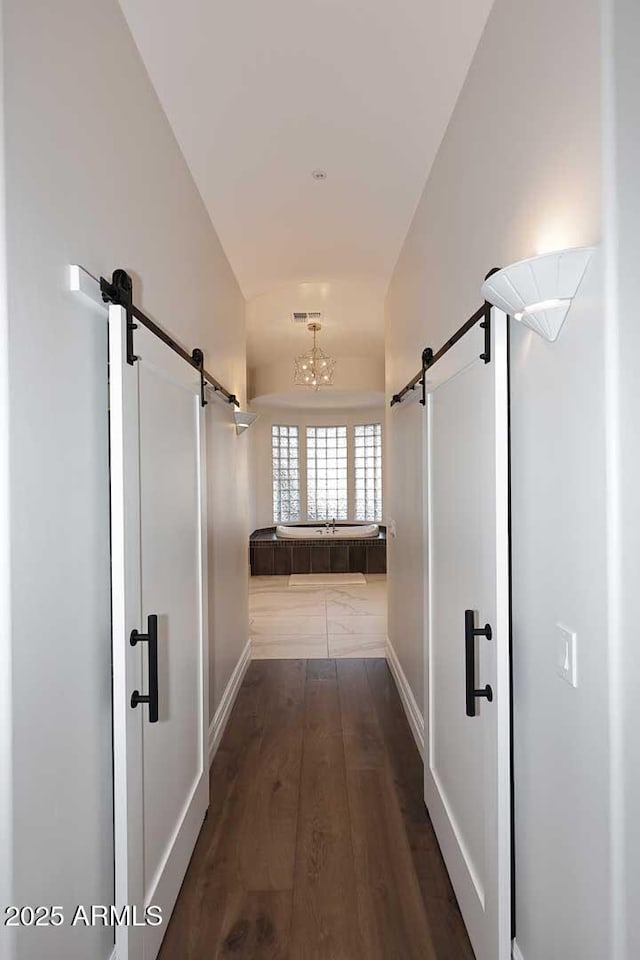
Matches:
[[276, 523, 379, 540], [250, 524, 386, 574]]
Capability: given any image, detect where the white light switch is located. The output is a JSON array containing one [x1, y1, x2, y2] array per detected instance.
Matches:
[[556, 622, 578, 688]]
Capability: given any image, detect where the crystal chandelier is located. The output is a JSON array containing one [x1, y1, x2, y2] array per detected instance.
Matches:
[[294, 322, 336, 390]]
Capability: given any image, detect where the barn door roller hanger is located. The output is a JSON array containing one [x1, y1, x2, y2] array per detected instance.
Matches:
[[390, 267, 499, 408]]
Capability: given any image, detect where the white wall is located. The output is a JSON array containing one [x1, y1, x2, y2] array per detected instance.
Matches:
[[0, 7, 13, 958], [206, 401, 250, 710], [246, 280, 386, 367], [385, 0, 610, 957], [249, 405, 385, 532], [2, 2, 247, 958], [249, 356, 384, 409], [604, 0, 640, 955], [384, 394, 425, 703]]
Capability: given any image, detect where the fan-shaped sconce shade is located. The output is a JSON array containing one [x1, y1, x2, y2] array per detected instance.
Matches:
[[233, 410, 258, 435], [481, 246, 596, 342]]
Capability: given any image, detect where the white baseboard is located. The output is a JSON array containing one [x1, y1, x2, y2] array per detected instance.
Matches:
[[208, 640, 251, 767], [385, 638, 425, 759], [512, 940, 525, 960]]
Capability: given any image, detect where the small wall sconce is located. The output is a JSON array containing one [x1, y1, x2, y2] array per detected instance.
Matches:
[[481, 245, 596, 342], [233, 410, 258, 435]]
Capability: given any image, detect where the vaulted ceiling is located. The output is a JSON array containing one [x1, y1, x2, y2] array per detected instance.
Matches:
[[119, 0, 494, 304]]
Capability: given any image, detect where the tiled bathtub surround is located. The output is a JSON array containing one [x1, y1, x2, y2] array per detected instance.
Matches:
[[249, 574, 387, 659], [249, 525, 387, 576]]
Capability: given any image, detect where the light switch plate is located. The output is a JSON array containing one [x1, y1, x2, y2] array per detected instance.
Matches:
[[556, 622, 578, 687]]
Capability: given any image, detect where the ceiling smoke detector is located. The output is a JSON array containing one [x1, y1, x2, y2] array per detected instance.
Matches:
[[291, 311, 323, 323], [311, 169, 327, 180]]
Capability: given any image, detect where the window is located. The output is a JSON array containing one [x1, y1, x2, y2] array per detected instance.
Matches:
[[306, 426, 348, 520], [272, 425, 300, 522], [354, 423, 382, 520]]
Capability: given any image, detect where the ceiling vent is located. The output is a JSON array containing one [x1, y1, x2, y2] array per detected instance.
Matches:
[[292, 311, 323, 323]]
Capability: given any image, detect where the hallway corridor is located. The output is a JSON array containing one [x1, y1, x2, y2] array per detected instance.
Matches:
[[158, 658, 474, 959]]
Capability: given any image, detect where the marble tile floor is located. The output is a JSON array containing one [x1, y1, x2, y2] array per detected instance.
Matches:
[[249, 574, 387, 658]]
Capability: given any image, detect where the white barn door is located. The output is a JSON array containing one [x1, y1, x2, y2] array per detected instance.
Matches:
[[423, 308, 511, 960], [109, 305, 209, 960]]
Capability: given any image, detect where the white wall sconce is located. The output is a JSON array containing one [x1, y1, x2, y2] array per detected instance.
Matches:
[[233, 410, 258, 435], [481, 246, 596, 342]]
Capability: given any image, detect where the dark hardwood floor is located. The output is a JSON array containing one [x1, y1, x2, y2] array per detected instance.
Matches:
[[158, 658, 475, 960]]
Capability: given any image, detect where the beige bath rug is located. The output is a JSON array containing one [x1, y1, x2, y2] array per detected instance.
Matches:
[[288, 573, 366, 587]]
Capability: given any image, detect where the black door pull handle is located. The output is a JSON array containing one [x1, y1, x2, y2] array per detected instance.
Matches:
[[465, 609, 493, 717], [130, 614, 159, 723]]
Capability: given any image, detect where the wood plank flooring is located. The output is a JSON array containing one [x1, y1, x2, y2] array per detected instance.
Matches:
[[158, 658, 475, 960]]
